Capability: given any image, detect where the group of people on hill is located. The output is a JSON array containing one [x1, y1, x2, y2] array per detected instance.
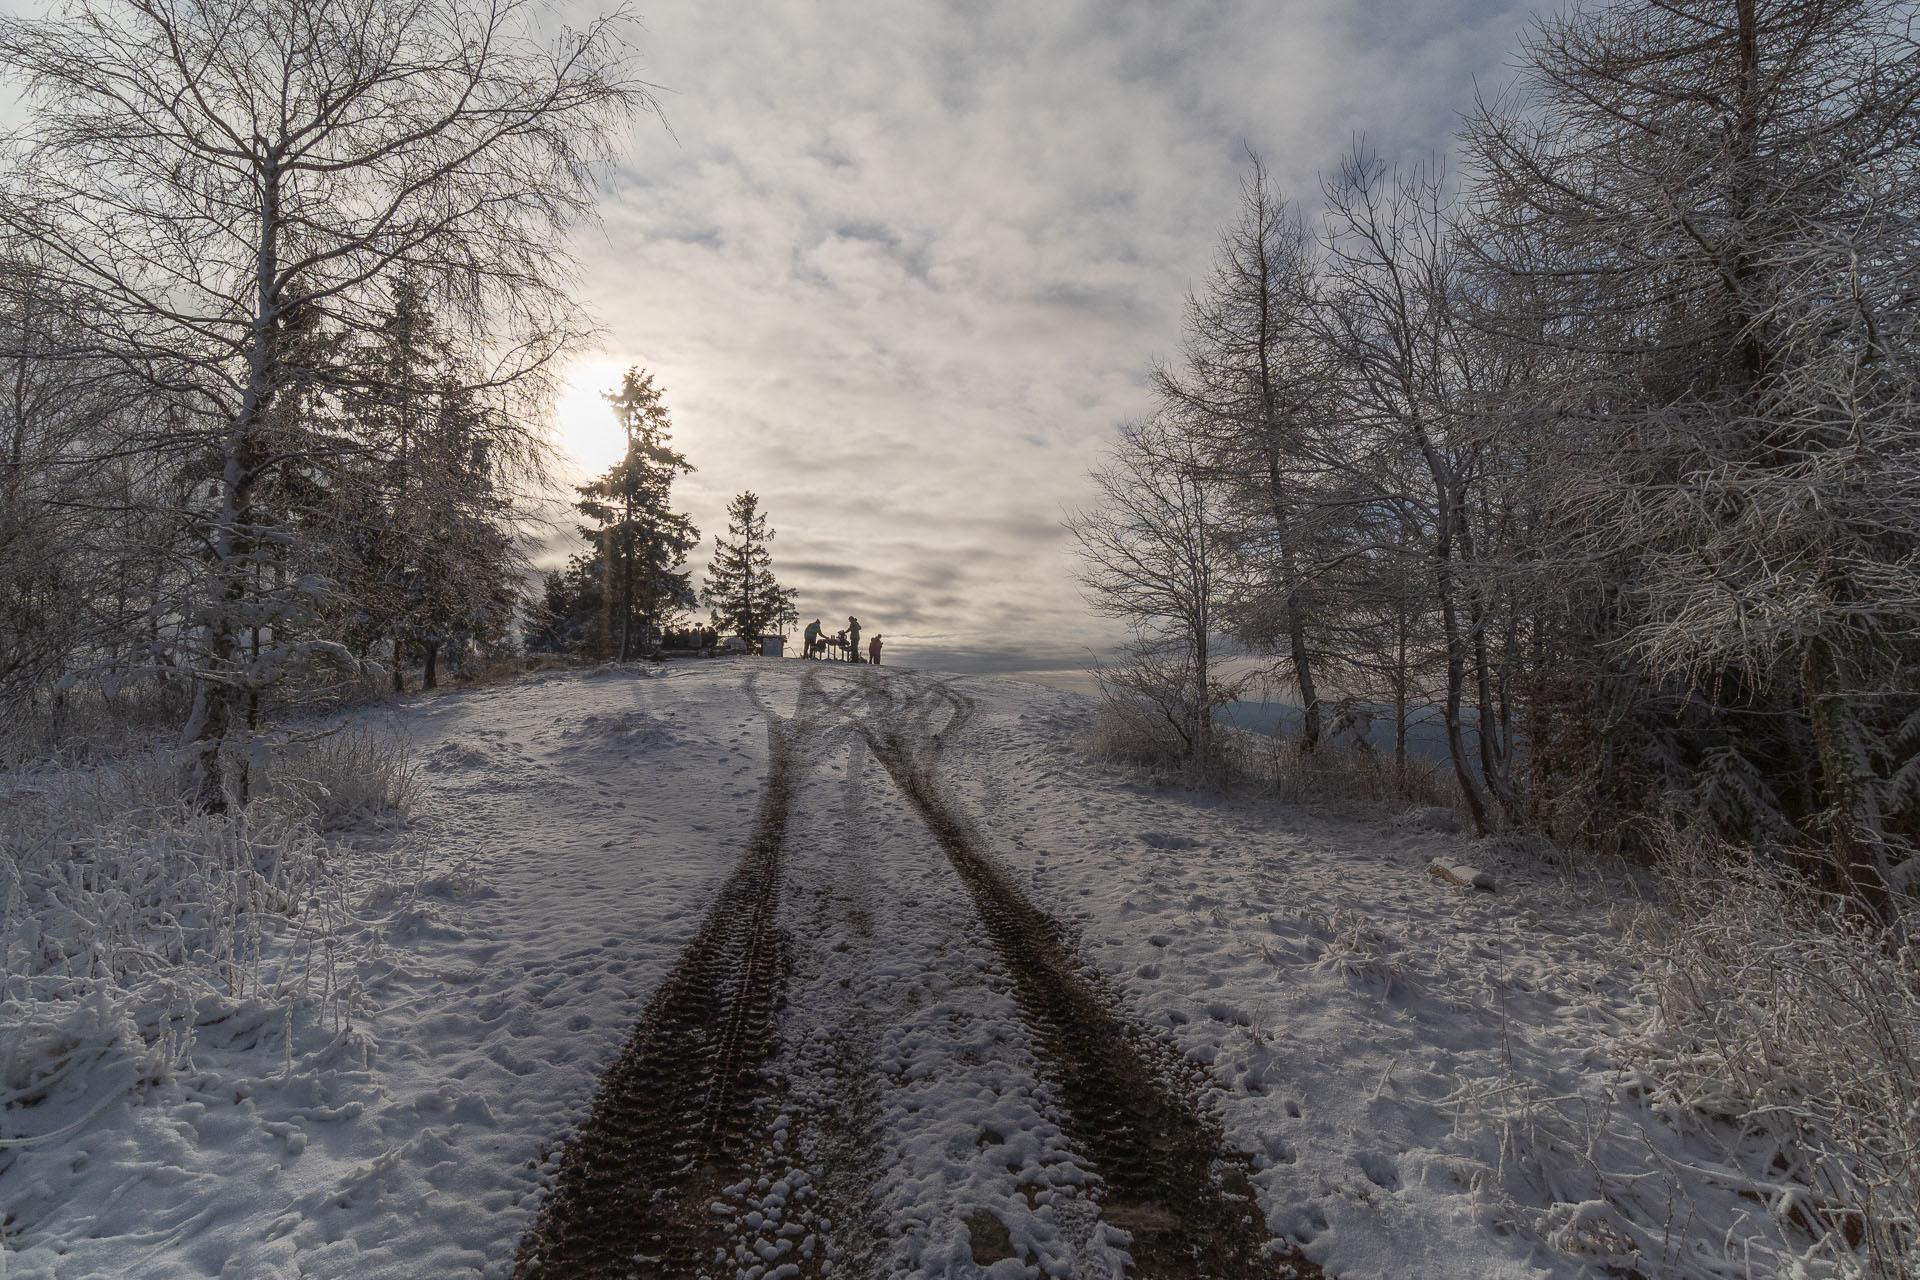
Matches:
[[802, 616, 882, 664]]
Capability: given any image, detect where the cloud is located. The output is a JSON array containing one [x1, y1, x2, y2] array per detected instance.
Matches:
[[554, 0, 1537, 671], [783, 560, 865, 582]]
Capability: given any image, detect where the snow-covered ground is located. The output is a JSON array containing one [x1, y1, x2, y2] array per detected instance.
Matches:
[[0, 662, 1812, 1278]]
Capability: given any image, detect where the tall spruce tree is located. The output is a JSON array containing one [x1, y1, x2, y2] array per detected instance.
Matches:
[[334, 283, 523, 691], [702, 492, 798, 646], [573, 369, 697, 659]]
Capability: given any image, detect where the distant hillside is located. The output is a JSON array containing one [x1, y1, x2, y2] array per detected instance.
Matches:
[[1214, 700, 1455, 763]]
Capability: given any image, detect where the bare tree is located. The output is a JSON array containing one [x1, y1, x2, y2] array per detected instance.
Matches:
[[1319, 150, 1516, 833], [0, 0, 649, 802], [1156, 155, 1330, 751], [1070, 413, 1234, 762], [0, 262, 172, 714]]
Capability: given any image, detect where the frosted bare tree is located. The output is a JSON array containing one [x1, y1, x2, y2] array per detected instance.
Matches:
[[1155, 155, 1330, 751], [1319, 150, 1518, 833], [0, 0, 650, 803], [0, 262, 172, 715], [1070, 413, 1235, 762]]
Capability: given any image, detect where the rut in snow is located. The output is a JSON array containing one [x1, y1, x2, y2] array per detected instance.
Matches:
[[859, 681, 1321, 1280], [512, 708, 797, 1279]]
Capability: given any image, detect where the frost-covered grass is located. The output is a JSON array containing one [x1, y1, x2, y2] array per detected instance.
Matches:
[[1443, 844, 1920, 1280], [272, 725, 419, 832], [0, 725, 414, 1162], [0, 681, 192, 768]]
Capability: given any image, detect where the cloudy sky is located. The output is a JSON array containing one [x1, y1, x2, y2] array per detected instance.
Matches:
[[549, 0, 1539, 682]]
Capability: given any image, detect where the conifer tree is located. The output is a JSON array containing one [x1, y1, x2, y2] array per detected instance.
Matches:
[[702, 492, 798, 646], [336, 283, 524, 690], [573, 369, 698, 659], [526, 553, 612, 656], [1464, 0, 1920, 888]]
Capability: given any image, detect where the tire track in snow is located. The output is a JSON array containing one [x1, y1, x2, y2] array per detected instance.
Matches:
[[747, 672, 1128, 1277], [514, 673, 840, 1279], [858, 678, 1320, 1280]]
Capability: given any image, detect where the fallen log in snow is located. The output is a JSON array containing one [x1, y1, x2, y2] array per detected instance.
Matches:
[[1427, 859, 1495, 892]]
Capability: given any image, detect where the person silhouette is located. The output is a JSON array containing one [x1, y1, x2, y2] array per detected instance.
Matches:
[[847, 616, 861, 663], [803, 618, 822, 659], [868, 634, 882, 665]]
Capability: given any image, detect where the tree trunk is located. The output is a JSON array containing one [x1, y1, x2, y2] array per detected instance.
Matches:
[[1394, 618, 1409, 776], [1192, 467, 1214, 761], [247, 623, 261, 733], [1277, 530, 1320, 751], [1462, 552, 1517, 820], [1729, 0, 1769, 393], [423, 639, 440, 690], [188, 156, 286, 810], [1409, 422, 1493, 832], [1432, 507, 1493, 834], [1287, 606, 1320, 752], [618, 524, 636, 660], [1804, 636, 1889, 920], [190, 395, 268, 810]]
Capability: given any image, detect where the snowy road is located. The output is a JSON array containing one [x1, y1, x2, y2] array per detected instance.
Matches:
[[516, 667, 1306, 1278], [4, 662, 1660, 1280]]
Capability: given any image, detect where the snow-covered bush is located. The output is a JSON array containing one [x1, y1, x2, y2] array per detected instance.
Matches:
[[1082, 693, 1229, 782], [1, 756, 345, 1008], [1633, 844, 1920, 1275], [269, 726, 418, 832]]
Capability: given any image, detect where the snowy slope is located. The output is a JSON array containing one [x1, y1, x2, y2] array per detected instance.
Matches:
[[0, 663, 1792, 1278], [2, 667, 764, 1278]]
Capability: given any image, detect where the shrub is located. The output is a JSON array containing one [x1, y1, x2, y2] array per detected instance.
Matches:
[[0, 725, 414, 1154], [269, 726, 417, 832], [1451, 838, 1919, 1279], [1632, 842, 1920, 1274]]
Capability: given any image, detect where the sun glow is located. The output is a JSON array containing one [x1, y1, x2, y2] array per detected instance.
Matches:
[[551, 357, 632, 477]]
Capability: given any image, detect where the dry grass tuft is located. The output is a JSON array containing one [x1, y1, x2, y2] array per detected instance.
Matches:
[[269, 726, 418, 832]]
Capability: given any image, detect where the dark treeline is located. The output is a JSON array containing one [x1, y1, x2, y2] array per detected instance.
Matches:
[[1076, 0, 1920, 905]]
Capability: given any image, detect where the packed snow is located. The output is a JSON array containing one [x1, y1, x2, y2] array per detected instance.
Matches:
[[1, 662, 1814, 1277]]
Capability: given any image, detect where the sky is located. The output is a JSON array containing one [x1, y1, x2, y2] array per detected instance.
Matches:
[[548, 0, 1541, 682]]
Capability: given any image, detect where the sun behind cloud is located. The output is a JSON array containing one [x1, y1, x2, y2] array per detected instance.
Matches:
[[551, 356, 634, 477]]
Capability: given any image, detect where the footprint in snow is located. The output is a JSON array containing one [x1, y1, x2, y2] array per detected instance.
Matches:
[[1357, 1151, 1401, 1189]]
